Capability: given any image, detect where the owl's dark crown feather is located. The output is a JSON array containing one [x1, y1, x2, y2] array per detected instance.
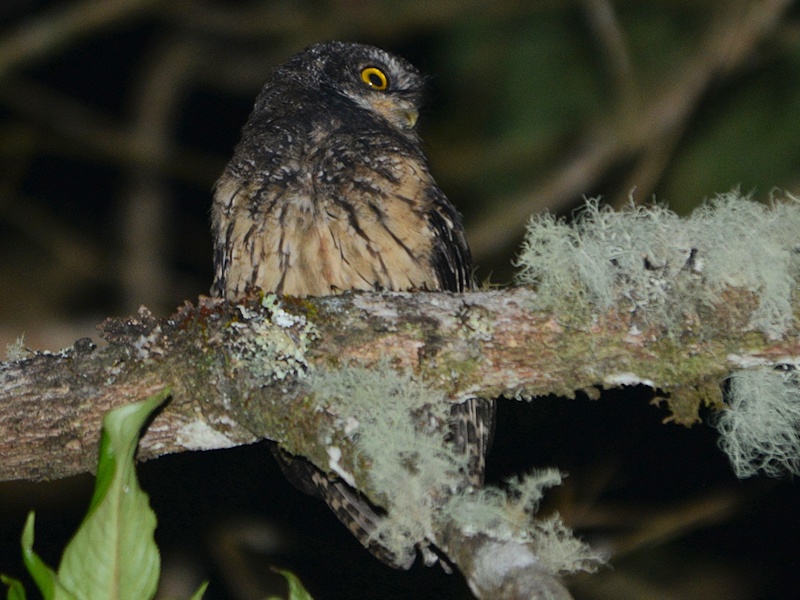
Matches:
[[272, 42, 425, 100]]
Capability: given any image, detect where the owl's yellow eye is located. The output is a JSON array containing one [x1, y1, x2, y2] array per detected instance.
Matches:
[[360, 67, 388, 90]]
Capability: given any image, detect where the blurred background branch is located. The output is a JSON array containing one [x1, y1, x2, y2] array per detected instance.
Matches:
[[1, 2, 798, 599], [0, 0, 157, 77]]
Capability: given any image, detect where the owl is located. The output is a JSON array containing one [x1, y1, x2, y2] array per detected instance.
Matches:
[[211, 41, 493, 569]]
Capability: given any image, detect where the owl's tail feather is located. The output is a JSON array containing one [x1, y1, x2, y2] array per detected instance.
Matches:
[[449, 397, 496, 487], [273, 446, 417, 569]]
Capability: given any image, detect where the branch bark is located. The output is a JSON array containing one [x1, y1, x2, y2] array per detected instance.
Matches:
[[3, 287, 796, 482]]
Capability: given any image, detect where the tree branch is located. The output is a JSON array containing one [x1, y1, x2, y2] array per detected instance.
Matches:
[[2, 286, 795, 483]]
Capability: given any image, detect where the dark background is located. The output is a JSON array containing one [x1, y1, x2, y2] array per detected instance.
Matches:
[[1, 1, 799, 598]]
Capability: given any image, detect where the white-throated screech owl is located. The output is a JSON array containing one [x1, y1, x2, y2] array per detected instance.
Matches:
[[211, 41, 493, 569]]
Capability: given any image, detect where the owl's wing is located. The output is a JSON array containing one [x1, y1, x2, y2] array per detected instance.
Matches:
[[272, 446, 417, 569], [426, 186, 474, 294], [328, 154, 495, 502]]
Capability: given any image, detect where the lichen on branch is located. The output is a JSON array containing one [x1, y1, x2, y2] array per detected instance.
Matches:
[[516, 191, 800, 338]]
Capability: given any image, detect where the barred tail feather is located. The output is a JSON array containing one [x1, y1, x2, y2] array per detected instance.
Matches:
[[449, 397, 495, 487], [272, 446, 416, 569]]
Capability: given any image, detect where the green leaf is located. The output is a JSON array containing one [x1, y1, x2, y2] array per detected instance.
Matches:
[[20, 512, 60, 600], [187, 581, 208, 600], [266, 569, 314, 600], [56, 388, 171, 600], [1, 573, 27, 600]]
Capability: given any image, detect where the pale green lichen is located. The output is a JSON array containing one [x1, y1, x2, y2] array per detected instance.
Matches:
[[307, 364, 603, 574], [690, 194, 799, 336], [307, 362, 468, 558], [515, 191, 800, 337], [715, 367, 800, 478], [446, 470, 563, 540], [458, 304, 495, 342], [5, 335, 27, 362], [227, 294, 318, 383], [447, 470, 603, 575]]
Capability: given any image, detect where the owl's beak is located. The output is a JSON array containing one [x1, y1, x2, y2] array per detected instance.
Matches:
[[400, 107, 419, 129]]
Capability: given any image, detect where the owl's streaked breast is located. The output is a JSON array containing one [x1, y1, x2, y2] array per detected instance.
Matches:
[[211, 144, 439, 298]]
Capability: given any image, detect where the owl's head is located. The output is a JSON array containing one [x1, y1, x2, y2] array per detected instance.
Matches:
[[275, 42, 426, 134]]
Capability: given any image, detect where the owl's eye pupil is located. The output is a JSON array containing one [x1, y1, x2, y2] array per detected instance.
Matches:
[[360, 67, 388, 90]]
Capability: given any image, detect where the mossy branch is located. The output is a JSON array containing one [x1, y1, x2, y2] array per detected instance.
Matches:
[[2, 284, 796, 483]]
